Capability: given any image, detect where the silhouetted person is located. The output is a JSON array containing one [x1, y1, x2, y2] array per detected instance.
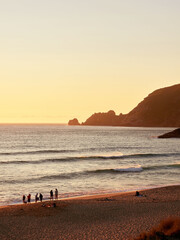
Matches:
[[39, 193, 43, 202], [55, 188, 58, 200], [135, 191, 142, 196], [135, 191, 139, 196], [27, 194, 31, 203], [35, 193, 39, 202], [23, 195, 26, 203], [50, 190, 53, 200]]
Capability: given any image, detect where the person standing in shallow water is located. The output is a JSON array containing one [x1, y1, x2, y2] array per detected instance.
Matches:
[[27, 194, 31, 203], [23, 195, 26, 203], [39, 193, 43, 202], [35, 193, 39, 202], [50, 190, 53, 200], [55, 188, 58, 200]]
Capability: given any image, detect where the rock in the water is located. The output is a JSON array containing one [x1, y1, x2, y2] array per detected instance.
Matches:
[[158, 128, 180, 138], [68, 118, 80, 125]]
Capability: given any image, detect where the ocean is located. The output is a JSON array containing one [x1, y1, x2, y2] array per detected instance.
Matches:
[[0, 124, 179, 206]]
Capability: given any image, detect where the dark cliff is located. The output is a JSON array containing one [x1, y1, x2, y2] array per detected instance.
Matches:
[[120, 84, 180, 127], [68, 84, 180, 127], [82, 110, 123, 126]]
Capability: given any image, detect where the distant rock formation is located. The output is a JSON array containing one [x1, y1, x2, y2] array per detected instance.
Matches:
[[68, 84, 180, 127], [158, 128, 180, 138], [68, 118, 80, 125], [82, 110, 122, 126]]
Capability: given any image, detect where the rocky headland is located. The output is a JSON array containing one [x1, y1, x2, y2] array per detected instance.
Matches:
[[68, 84, 180, 127]]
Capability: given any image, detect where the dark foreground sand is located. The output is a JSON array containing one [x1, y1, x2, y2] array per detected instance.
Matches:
[[0, 185, 179, 240]]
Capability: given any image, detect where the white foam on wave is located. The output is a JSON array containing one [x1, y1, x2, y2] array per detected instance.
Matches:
[[94, 152, 124, 158], [100, 152, 123, 157], [80, 152, 124, 159]]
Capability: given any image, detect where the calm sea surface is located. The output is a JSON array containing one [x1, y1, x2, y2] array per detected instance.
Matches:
[[0, 125, 179, 206]]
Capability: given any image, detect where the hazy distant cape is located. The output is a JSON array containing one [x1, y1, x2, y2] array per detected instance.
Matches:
[[68, 84, 180, 127]]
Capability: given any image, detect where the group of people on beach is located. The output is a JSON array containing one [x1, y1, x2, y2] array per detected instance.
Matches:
[[35, 193, 43, 202], [22, 188, 58, 203], [23, 194, 32, 203], [50, 188, 58, 200], [23, 193, 43, 203]]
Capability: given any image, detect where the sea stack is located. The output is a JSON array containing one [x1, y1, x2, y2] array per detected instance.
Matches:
[[68, 118, 80, 125], [158, 128, 180, 138]]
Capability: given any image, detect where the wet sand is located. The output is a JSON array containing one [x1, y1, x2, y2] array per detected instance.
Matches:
[[0, 185, 179, 240]]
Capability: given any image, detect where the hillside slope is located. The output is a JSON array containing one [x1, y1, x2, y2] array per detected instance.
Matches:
[[121, 84, 180, 127], [69, 84, 180, 127]]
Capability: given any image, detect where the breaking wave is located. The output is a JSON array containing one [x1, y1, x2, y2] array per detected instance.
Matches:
[[0, 152, 179, 165], [1, 163, 180, 184]]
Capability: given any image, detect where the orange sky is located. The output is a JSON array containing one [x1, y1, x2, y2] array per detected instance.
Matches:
[[0, 1, 180, 123]]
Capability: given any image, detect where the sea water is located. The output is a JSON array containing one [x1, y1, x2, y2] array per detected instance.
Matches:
[[0, 125, 179, 206]]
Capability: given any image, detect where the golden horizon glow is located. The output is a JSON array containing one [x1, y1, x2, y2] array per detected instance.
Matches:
[[0, 1, 180, 123]]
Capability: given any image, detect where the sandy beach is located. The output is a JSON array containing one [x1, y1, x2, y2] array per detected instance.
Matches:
[[0, 185, 179, 240]]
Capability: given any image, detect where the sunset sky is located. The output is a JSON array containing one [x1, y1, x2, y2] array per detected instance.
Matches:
[[0, 0, 180, 123]]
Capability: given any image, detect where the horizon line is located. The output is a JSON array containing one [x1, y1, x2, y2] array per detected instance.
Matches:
[[0, 123, 68, 125]]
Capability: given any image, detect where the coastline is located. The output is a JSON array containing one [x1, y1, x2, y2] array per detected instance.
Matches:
[[0, 185, 179, 239], [1, 183, 180, 208]]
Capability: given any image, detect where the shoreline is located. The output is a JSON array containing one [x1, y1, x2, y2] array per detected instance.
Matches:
[[0, 185, 179, 239], [1, 183, 179, 209]]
